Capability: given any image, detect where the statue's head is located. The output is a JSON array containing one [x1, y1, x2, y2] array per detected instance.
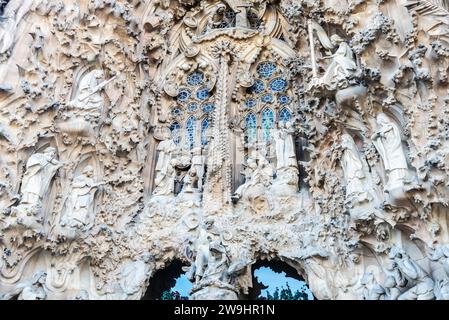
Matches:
[[341, 134, 354, 149], [44, 147, 57, 158], [376, 113, 391, 126], [330, 34, 344, 45], [169, 158, 179, 167], [92, 69, 104, 80], [82, 165, 94, 177]]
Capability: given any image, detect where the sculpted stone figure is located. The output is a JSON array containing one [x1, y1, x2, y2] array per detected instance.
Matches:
[[360, 272, 385, 300], [152, 158, 177, 196], [154, 133, 178, 186], [191, 147, 205, 190], [60, 166, 103, 229], [273, 121, 297, 170], [186, 219, 214, 284], [341, 134, 370, 206], [389, 246, 435, 300], [0, 0, 34, 54], [371, 113, 409, 191], [319, 35, 358, 89], [68, 70, 109, 116], [7, 147, 62, 231], [1, 272, 47, 300], [20, 147, 61, 207], [119, 253, 153, 300]]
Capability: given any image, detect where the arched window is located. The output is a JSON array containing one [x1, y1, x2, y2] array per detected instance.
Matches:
[[245, 112, 257, 143], [170, 122, 181, 145], [186, 116, 196, 149], [201, 118, 210, 146], [279, 108, 292, 124], [261, 108, 275, 141]]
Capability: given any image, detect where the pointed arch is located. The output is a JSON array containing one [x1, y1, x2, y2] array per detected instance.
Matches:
[[244, 112, 257, 143], [185, 116, 196, 149], [261, 108, 275, 141]]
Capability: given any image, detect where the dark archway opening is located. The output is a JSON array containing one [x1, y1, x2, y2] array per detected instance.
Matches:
[[245, 260, 315, 300], [141, 259, 192, 300]]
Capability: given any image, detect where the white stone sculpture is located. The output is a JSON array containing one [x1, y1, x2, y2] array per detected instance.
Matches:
[[1, 272, 47, 300], [60, 166, 103, 229], [0, 0, 34, 54], [371, 113, 409, 191], [191, 147, 205, 190], [152, 158, 177, 196], [273, 121, 297, 170], [119, 253, 153, 300], [341, 134, 370, 206], [360, 272, 385, 300], [389, 246, 435, 300]]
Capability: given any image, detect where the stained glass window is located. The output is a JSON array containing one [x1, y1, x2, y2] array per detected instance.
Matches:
[[172, 108, 182, 117], [245, 98, 256, 109], [196, 87, 210, 101], [187, 102, 198, 112], [187, 71, 204, 86], [186, 116, 196, 149], [279, 108, 292, 124], [262, 108, 275, 141], [245, 112, 257, 142], [269, 78, 288, 92], [262, 94, 274, 103], [279, 95, 291, 105], [202, 103, 215, 113], [177, 88, 191, 103], [201, 118, 209, 146], [257, 62, 277, 79], [170, 122, 181, 145], [248, 80, 265, 95]]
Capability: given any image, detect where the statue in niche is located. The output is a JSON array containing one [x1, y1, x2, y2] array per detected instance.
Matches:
[[68, 70, 116, 117], [341, 134, 371, 206], [371, 113, 409, 191], [20, 147, 61, 207], [152, 158, 178, 196], [60, 166, 103, 229], [119, 253, 154, 300], [1, 272, 47, 300], [319, 35, 358, 88], [273, 121, 297, 170], [0, 0, 34, 54], [155, 132, 178, 180], [232, 152, 273, 201], [388, 246, 435, 300], [7, 147, 62, 231], [191, 147, 206, 191], [180, 167, 199, 194]]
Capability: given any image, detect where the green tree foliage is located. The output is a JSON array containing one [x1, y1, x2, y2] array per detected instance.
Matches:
[[160, 290, 189, 300], [263, 282, 309, 300]]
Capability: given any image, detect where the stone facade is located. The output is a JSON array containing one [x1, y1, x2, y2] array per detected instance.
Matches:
[[1, 0, 449, 300]]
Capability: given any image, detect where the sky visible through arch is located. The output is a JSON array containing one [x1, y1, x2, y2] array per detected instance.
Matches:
[[172, 266, 314, 300]]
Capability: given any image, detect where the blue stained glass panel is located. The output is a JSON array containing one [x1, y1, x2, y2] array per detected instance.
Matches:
[[201, 118, 209, 146], [170, 122, 181, 145], [187, 71, 204, 86], [279, 108, 292, 124], [196, 87, 210, 101], [186, 116, 196, 149], [172, 108, 182, 116], [262, 94, 274, 103], [257, 62, 277, 79], [262, 108, 275, 141], [279, 95, 291, 105], [248, 80, 265, 95], [187, 102, 198, 112], [245, 98, 256, 108], [177, 88, 191, 103], [269, 78, 288, 92], [245, 113, 257, 142], [202, 103, 215, 113]]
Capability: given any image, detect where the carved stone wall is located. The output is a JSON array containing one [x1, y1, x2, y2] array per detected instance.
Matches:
[[1, 0, 449, 300]]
